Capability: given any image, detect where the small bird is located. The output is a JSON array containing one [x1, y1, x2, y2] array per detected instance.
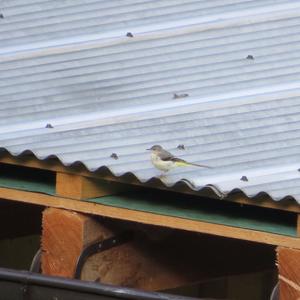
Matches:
[[147, 145, 211, 173]]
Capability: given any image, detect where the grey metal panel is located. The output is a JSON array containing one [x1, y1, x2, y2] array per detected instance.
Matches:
[[0, 267, 201, 300], [0, 0, 300, 202], [0, 0, 289, 47]]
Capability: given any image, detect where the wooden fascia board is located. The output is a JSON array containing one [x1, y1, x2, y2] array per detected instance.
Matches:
[[0, 186, 299, 248]]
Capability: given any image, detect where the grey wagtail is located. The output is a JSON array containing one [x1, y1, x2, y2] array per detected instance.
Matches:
[[147, 145, 211, 173]]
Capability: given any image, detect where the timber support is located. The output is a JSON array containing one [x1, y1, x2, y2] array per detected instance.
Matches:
[[56, 172, 128, 200], [277, 247, 300, 299]]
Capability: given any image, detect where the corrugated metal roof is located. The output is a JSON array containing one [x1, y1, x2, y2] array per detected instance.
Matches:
[[0, 0, 300, 202]]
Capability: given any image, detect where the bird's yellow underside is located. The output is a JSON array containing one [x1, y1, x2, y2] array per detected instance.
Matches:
[[173, 161, 190, 167]]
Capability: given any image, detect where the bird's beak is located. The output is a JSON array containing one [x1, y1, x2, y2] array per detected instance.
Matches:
[[146, 148, 151, 151]]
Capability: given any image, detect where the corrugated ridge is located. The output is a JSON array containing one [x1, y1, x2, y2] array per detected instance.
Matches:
[[0, 0, 299, 203], [0, 0, 298, 55], [1, 146, 298, 203]]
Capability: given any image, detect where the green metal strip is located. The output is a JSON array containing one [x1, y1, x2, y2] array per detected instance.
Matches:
[[0, 174, 296, 238], [0, 175, 55, 196], [88, 192, 297, 237]]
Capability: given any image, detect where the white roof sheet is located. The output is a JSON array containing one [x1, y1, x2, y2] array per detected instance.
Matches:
[[0, 0, 300, 202]]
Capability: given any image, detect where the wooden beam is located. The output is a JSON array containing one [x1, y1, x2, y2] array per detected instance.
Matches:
[[82, 230, 276, 291], [297, 214, 300, 237], [0, 186, 299, 248], [277, 247, 300, 300], [0, 155, 70, 174], [56, 172, 128, 200], [42, 207, 111, 278], [0, 155, 299, 213]]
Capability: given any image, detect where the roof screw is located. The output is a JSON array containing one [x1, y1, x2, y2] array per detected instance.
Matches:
[[246, 55, 254, 60], [177, 144, 185, 150], [126, 32, 134, 37], [110, 153, 118, 160], [173, 93, 189, 99], [45, 123, 53, 128], [0, 13, 4, 19], [240, 176, 248, 182]]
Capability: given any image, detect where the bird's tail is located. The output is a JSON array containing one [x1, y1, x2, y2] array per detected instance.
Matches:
[[174, 159, 212, 168], [188, 162, 212, 168]]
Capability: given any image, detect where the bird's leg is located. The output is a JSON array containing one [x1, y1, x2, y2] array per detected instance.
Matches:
[[158, 171, 168, 179]]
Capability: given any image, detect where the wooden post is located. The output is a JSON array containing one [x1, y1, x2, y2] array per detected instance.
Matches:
[[297, 214, 300, 237], [56, 172, 127, 200], [277, 247, 300, 300], [41, 207, 112, 278]]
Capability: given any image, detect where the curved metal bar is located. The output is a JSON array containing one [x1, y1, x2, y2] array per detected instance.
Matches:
[[29, 248, 42, 273], [74, 231, 134, 279], [0, 267, 208, 300], [270, 282, 279, 300]]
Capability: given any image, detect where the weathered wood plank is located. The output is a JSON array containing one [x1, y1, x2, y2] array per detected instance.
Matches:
[[297, 214, 300, 237], [0, 187, 299, 248], [277, 247, 300, 300], [56, 172, 127, 200], [41, 207, 111, 277]]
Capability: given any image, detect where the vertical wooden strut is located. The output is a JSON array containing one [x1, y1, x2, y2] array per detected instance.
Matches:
[[41, 207, 113, 278], [277, 247, 300, 300], [56, 172, 126, 200], [297, 214, 300, 237]]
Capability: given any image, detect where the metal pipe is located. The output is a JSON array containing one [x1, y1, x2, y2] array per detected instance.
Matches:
[[0, 267, 216, 300]]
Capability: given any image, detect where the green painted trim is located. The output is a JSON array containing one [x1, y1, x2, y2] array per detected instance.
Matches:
[[88, 192, 297, 237], [0, 173, 296, 238], [0, 175, 55, 195]]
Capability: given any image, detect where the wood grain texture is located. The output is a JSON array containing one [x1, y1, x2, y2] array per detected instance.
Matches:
[[82, 237, 197, 290], [277, 247, 300, 300], [82, 229, 276, 291], [297, 214, 300, 237], [41, 207, 111, 277], [56, 172, 129, 200], [0, 186, 299, 248]]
